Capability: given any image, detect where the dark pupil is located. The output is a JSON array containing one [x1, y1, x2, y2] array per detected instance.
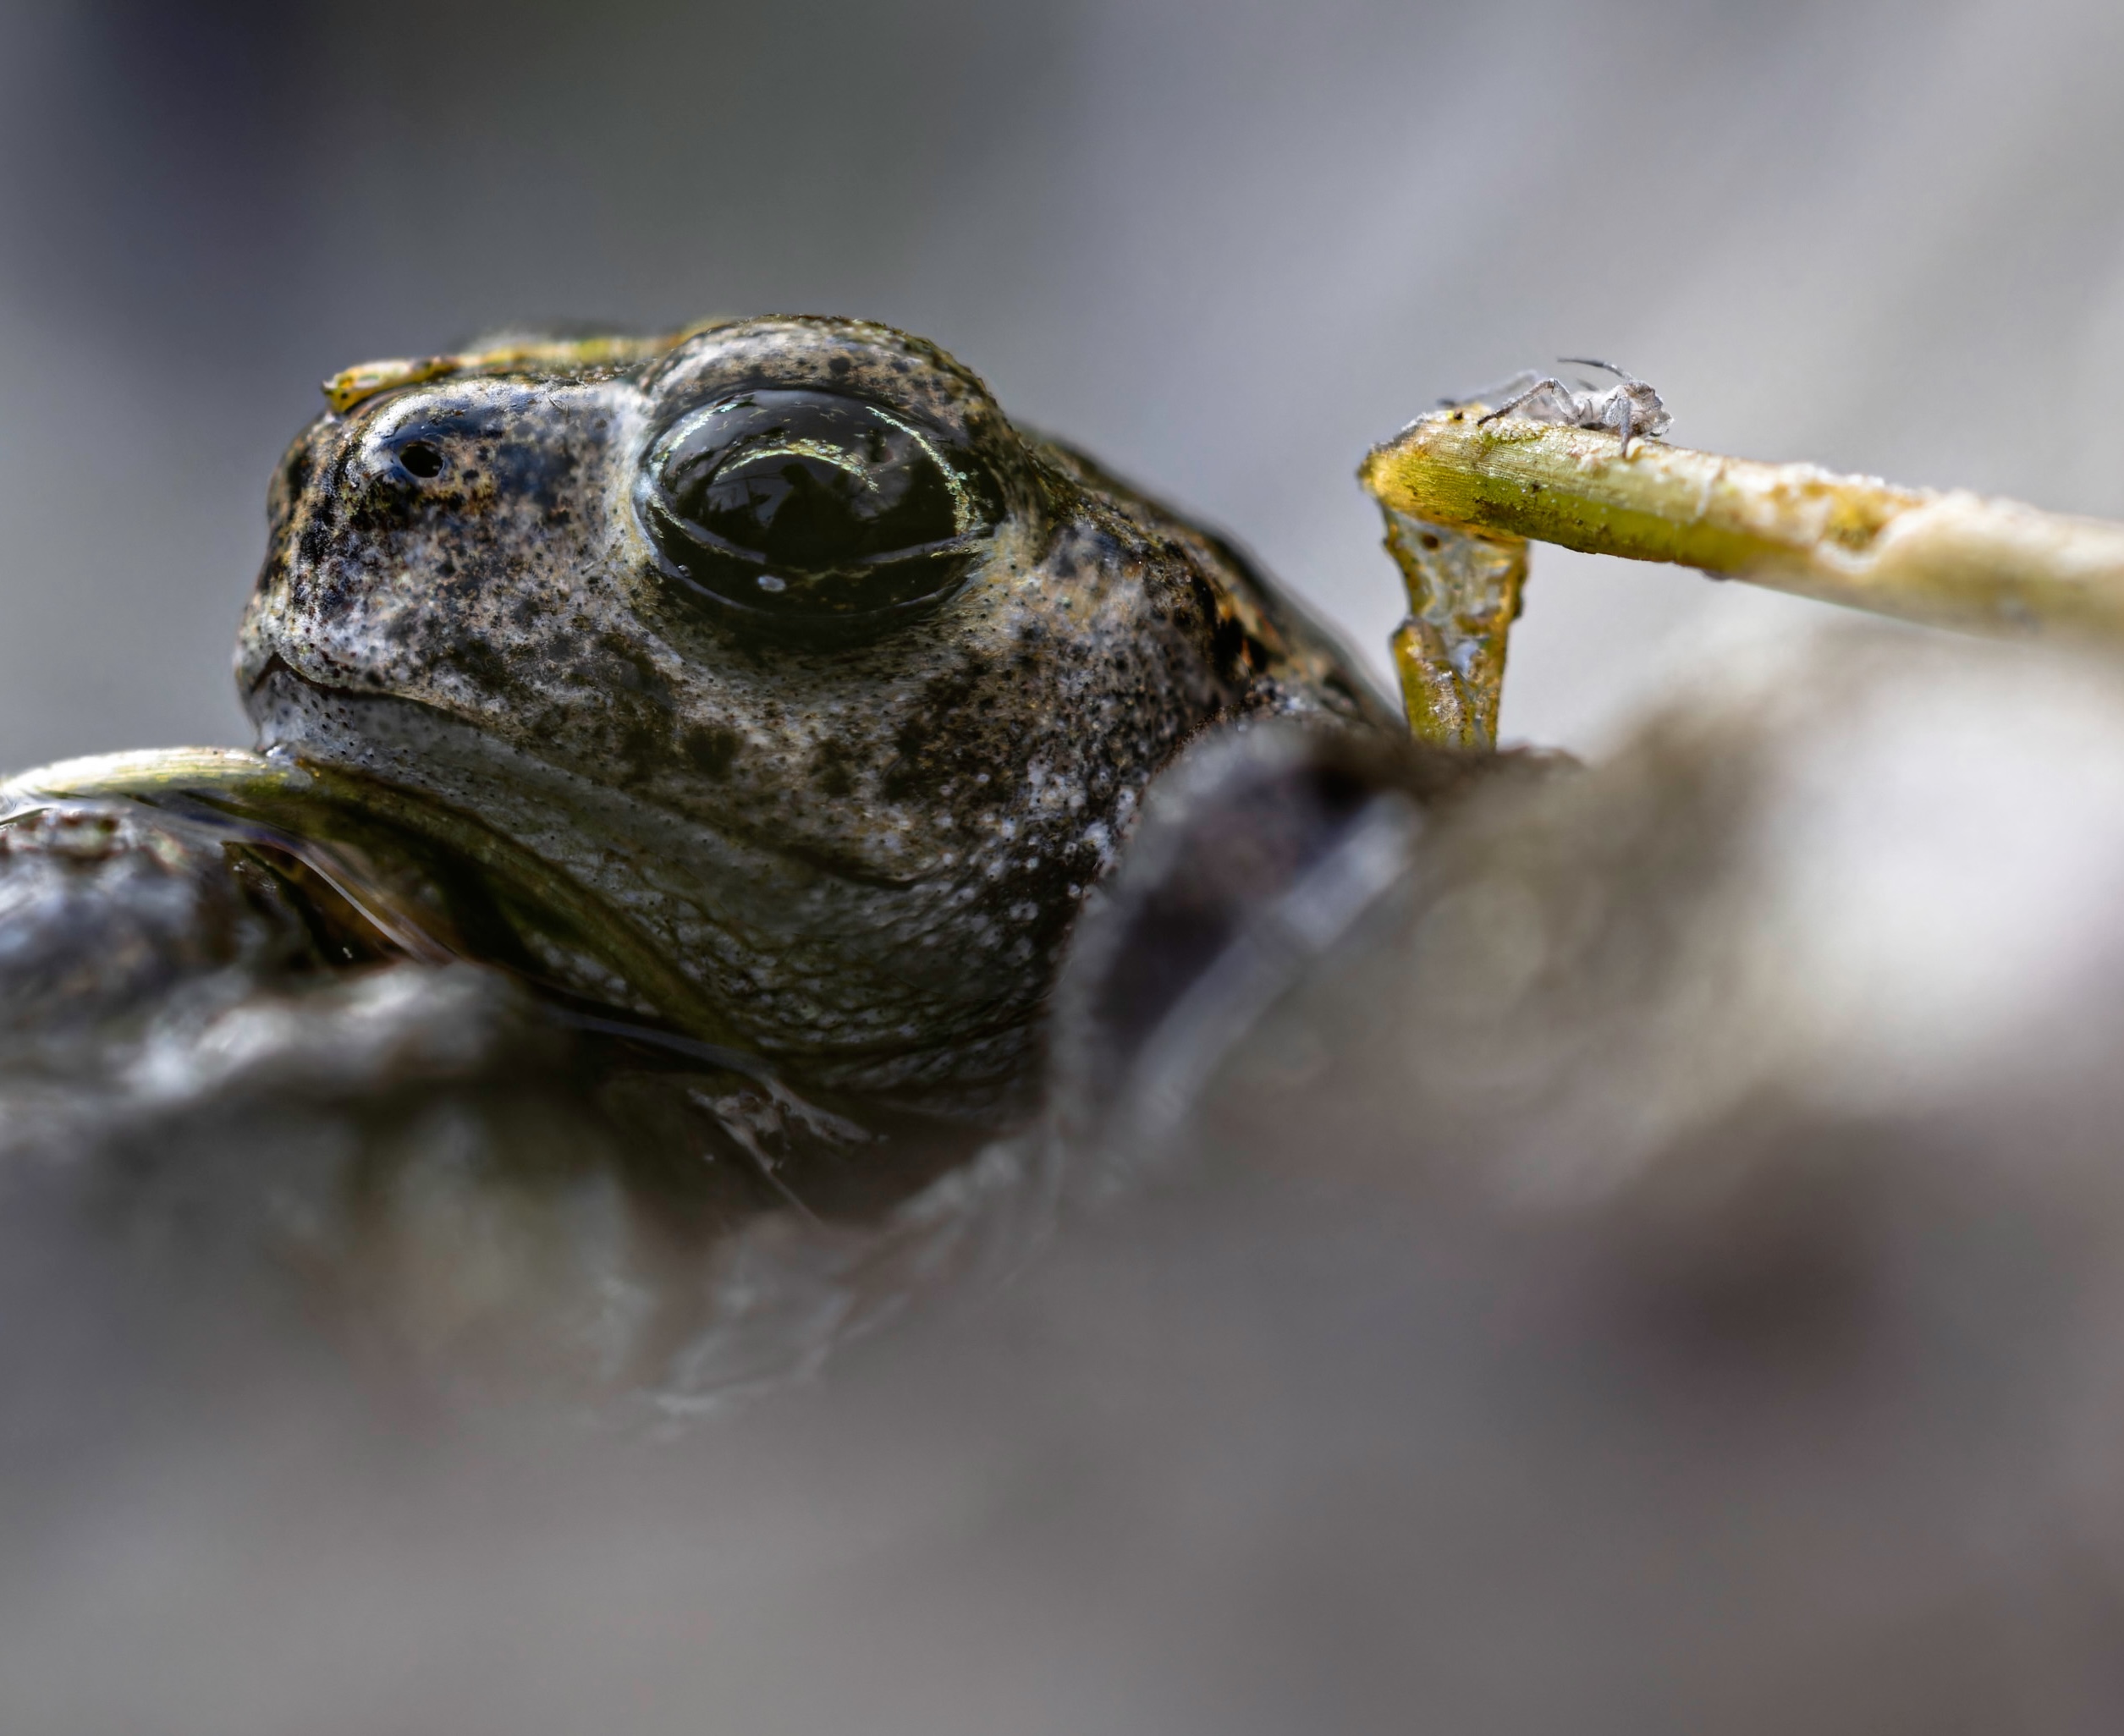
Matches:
[[645, 390, 990, 632], [679, 406, 958, 566]]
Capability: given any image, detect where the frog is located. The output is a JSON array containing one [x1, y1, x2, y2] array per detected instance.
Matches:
[[0, 315, 1402, 1395], [236, 313, 1393, 1116]]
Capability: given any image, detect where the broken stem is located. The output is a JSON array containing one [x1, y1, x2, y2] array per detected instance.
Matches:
[[1379, 507, 1526, 750], [1362, 409, 2124, 643]]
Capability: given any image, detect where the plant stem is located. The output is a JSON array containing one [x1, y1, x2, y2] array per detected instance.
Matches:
[[1362, 410, 2124, 642], [1378, 506, 1526, 750]]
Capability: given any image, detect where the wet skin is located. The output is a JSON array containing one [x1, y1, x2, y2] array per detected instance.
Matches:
[[0, 316, 1405, 1390], [238, 315, 1395, 1122]]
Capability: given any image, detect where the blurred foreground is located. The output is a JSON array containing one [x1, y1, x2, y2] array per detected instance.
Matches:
[[10, 624, 2124, 1730]]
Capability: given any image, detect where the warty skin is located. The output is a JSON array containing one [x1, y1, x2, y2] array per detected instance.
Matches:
[[239, 315, 1393, 1118]]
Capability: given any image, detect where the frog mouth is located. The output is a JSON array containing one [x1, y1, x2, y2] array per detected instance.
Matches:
[[245, 652, 926, 894], [245, 653, 1048, 1125], [243, 652, 408, 711]]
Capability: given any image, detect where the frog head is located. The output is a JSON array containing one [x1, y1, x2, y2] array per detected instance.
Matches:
[[238, 316, 1387, 1117]]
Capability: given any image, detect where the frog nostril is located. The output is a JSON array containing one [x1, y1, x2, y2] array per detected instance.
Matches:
[[398, 441, 444, 480]]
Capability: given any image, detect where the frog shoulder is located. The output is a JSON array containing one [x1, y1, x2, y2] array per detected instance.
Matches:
[[1021, 435, 1399, 729]]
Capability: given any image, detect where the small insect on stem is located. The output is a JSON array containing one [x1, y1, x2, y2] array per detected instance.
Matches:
[[1470, 357, 1672, 459], [1362, 404, 2124, 646]]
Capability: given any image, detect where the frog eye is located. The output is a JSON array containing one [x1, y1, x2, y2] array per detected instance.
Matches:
[[640, 390, 997, 634]]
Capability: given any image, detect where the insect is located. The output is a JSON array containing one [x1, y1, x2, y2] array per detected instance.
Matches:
[[1467, 357, 1672, 457]]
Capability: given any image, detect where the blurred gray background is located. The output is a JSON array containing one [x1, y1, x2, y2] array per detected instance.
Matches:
[[9, 9, 2124, 1723], [2, 0, 2121, 768]]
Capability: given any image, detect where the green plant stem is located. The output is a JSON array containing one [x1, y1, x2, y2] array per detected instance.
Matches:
[[1362, 410, 2124, 642]]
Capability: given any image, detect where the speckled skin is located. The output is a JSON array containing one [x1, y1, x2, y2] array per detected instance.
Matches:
[[240, 316, 1394, 1118]]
